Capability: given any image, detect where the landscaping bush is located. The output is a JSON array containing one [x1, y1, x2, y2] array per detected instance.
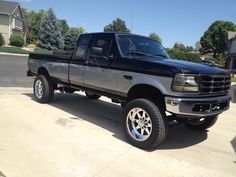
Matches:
[[9, 35, 24, 47], [167, 48, 202, 63], [0, 33, 5, 46]]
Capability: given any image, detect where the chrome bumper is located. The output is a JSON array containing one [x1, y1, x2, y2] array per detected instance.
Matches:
[[165, 95, 231, 117]]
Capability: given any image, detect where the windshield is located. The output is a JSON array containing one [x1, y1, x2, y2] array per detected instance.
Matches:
[[116, 34, 169, 58]]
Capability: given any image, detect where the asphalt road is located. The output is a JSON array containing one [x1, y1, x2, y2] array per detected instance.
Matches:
[[0, 54, 33, 87]]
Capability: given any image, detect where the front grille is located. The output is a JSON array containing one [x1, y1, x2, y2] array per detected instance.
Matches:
[[200, 75, 231, 95]]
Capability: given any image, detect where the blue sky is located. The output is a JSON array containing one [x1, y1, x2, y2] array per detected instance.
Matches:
[[15, 0, 236, 48]]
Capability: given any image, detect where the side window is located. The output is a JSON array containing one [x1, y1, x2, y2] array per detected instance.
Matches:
[[108, 41, 117, 58], [89, 37, 112, 58], [74, 35, 91, 59]]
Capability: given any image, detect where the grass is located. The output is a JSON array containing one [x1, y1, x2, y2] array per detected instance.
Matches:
[[231, 77, 236, 82], [0, 46, 30, 54], [0, 46, 53, 55], [33, 48, 53, 55]]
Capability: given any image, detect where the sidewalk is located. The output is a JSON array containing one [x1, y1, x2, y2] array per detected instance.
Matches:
[[0, 52, 29, 57]]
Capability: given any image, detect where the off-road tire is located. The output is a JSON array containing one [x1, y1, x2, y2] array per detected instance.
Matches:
[[33, 74, 54, 103], [123, 98, 168, 149], [185, 115, 218, 131]]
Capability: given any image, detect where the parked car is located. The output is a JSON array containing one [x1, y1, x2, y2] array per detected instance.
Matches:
[[27, 32, 231, 149]]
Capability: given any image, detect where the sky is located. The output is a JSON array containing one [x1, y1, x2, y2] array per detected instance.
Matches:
[[14, 0, 236, 48]]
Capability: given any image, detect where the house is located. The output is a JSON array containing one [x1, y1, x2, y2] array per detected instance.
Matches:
[[225, 31, 236, 71], [0, 0, 27, 45]]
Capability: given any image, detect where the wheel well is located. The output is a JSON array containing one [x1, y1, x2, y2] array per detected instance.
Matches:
[[38, 67, 49, 76], [127, 84, 165, 108]]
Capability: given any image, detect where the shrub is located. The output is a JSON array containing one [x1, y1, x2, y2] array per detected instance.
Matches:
[[9, 35, 24, 47], [0, 33, 5, 46], [167, 48, 201, 63]]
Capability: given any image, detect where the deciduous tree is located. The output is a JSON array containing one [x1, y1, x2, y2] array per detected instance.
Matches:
[[149, 32, 162, 43], [104, 18, 130, 33], [200, 20, 236, 58], [58, 19, 69, 36]]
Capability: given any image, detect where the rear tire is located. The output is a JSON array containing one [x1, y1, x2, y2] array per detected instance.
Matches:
[[123, 98, 168, 149], [33, 75, 54, 103], [185, 115, 218, 131], [85, 91, 101, 100]]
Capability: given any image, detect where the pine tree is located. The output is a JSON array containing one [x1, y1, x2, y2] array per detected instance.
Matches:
[[38, 8, 64, 51], [64, 27, 85, 51]]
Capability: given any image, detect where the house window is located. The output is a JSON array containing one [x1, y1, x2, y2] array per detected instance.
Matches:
[[13, 18, 23, 29]]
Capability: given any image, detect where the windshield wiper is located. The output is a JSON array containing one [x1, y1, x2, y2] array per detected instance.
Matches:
[[154, 54, 168, 58], [126, 51, 147, 56]]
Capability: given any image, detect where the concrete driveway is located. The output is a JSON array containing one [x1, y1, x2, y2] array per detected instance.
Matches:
[[0, 88, 235, 177]]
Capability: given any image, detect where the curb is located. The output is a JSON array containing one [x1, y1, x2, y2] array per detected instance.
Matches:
[[0, 87, 32, 94], [0, 52, 29, 57]]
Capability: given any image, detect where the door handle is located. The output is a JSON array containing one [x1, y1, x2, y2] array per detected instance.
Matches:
[[123, 75, 132, 80], [85, 60, 93, 65]]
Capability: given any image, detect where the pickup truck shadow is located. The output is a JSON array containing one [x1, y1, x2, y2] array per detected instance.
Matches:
[[24, 92, 207, 150]]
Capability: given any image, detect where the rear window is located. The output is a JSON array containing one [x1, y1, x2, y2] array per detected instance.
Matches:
[[74, 35, 91, 59]]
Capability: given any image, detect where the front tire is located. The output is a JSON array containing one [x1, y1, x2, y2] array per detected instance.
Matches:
[[121, 102, 126, 109], [33, 75, 54, 103], [85, 91, 101, 100], [185, 115, 218, 131], [123, 99, 168, 149]]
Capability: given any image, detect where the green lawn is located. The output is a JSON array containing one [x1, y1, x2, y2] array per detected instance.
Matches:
[[231, 77, 236, 82], [0, 46, 53, 55], [0, 46, 30, 54], [33, 48, 53, 55]]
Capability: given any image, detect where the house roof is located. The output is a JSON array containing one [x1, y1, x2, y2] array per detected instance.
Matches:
[[0, 0, 19, 15]]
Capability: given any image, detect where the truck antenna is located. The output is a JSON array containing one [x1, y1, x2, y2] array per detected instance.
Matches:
[[131, 11, 134, 33]]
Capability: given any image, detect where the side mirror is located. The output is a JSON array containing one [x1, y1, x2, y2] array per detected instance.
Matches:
[[92, 47, 103, 56]]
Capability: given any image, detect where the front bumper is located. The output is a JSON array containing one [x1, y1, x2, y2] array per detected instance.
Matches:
[[165, 94, 231, 117]]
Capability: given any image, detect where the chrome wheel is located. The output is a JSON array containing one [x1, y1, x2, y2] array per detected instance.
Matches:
[[126, 107, 152, 141], [35, 79, 43, 99]]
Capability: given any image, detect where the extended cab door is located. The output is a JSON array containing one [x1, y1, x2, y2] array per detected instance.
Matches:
[[69, 35, 91, 86], [83, 35, 118, 92]]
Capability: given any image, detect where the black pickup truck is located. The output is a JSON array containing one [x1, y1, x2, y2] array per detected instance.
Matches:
[[27, 32, 231, 149]]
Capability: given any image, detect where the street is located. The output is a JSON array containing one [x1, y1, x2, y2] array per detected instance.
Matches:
[[0, 54, 33, 87], [0, 55, 235, 177]]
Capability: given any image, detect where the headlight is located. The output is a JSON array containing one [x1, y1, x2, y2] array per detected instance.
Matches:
[[171, 74, 199, 92]]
